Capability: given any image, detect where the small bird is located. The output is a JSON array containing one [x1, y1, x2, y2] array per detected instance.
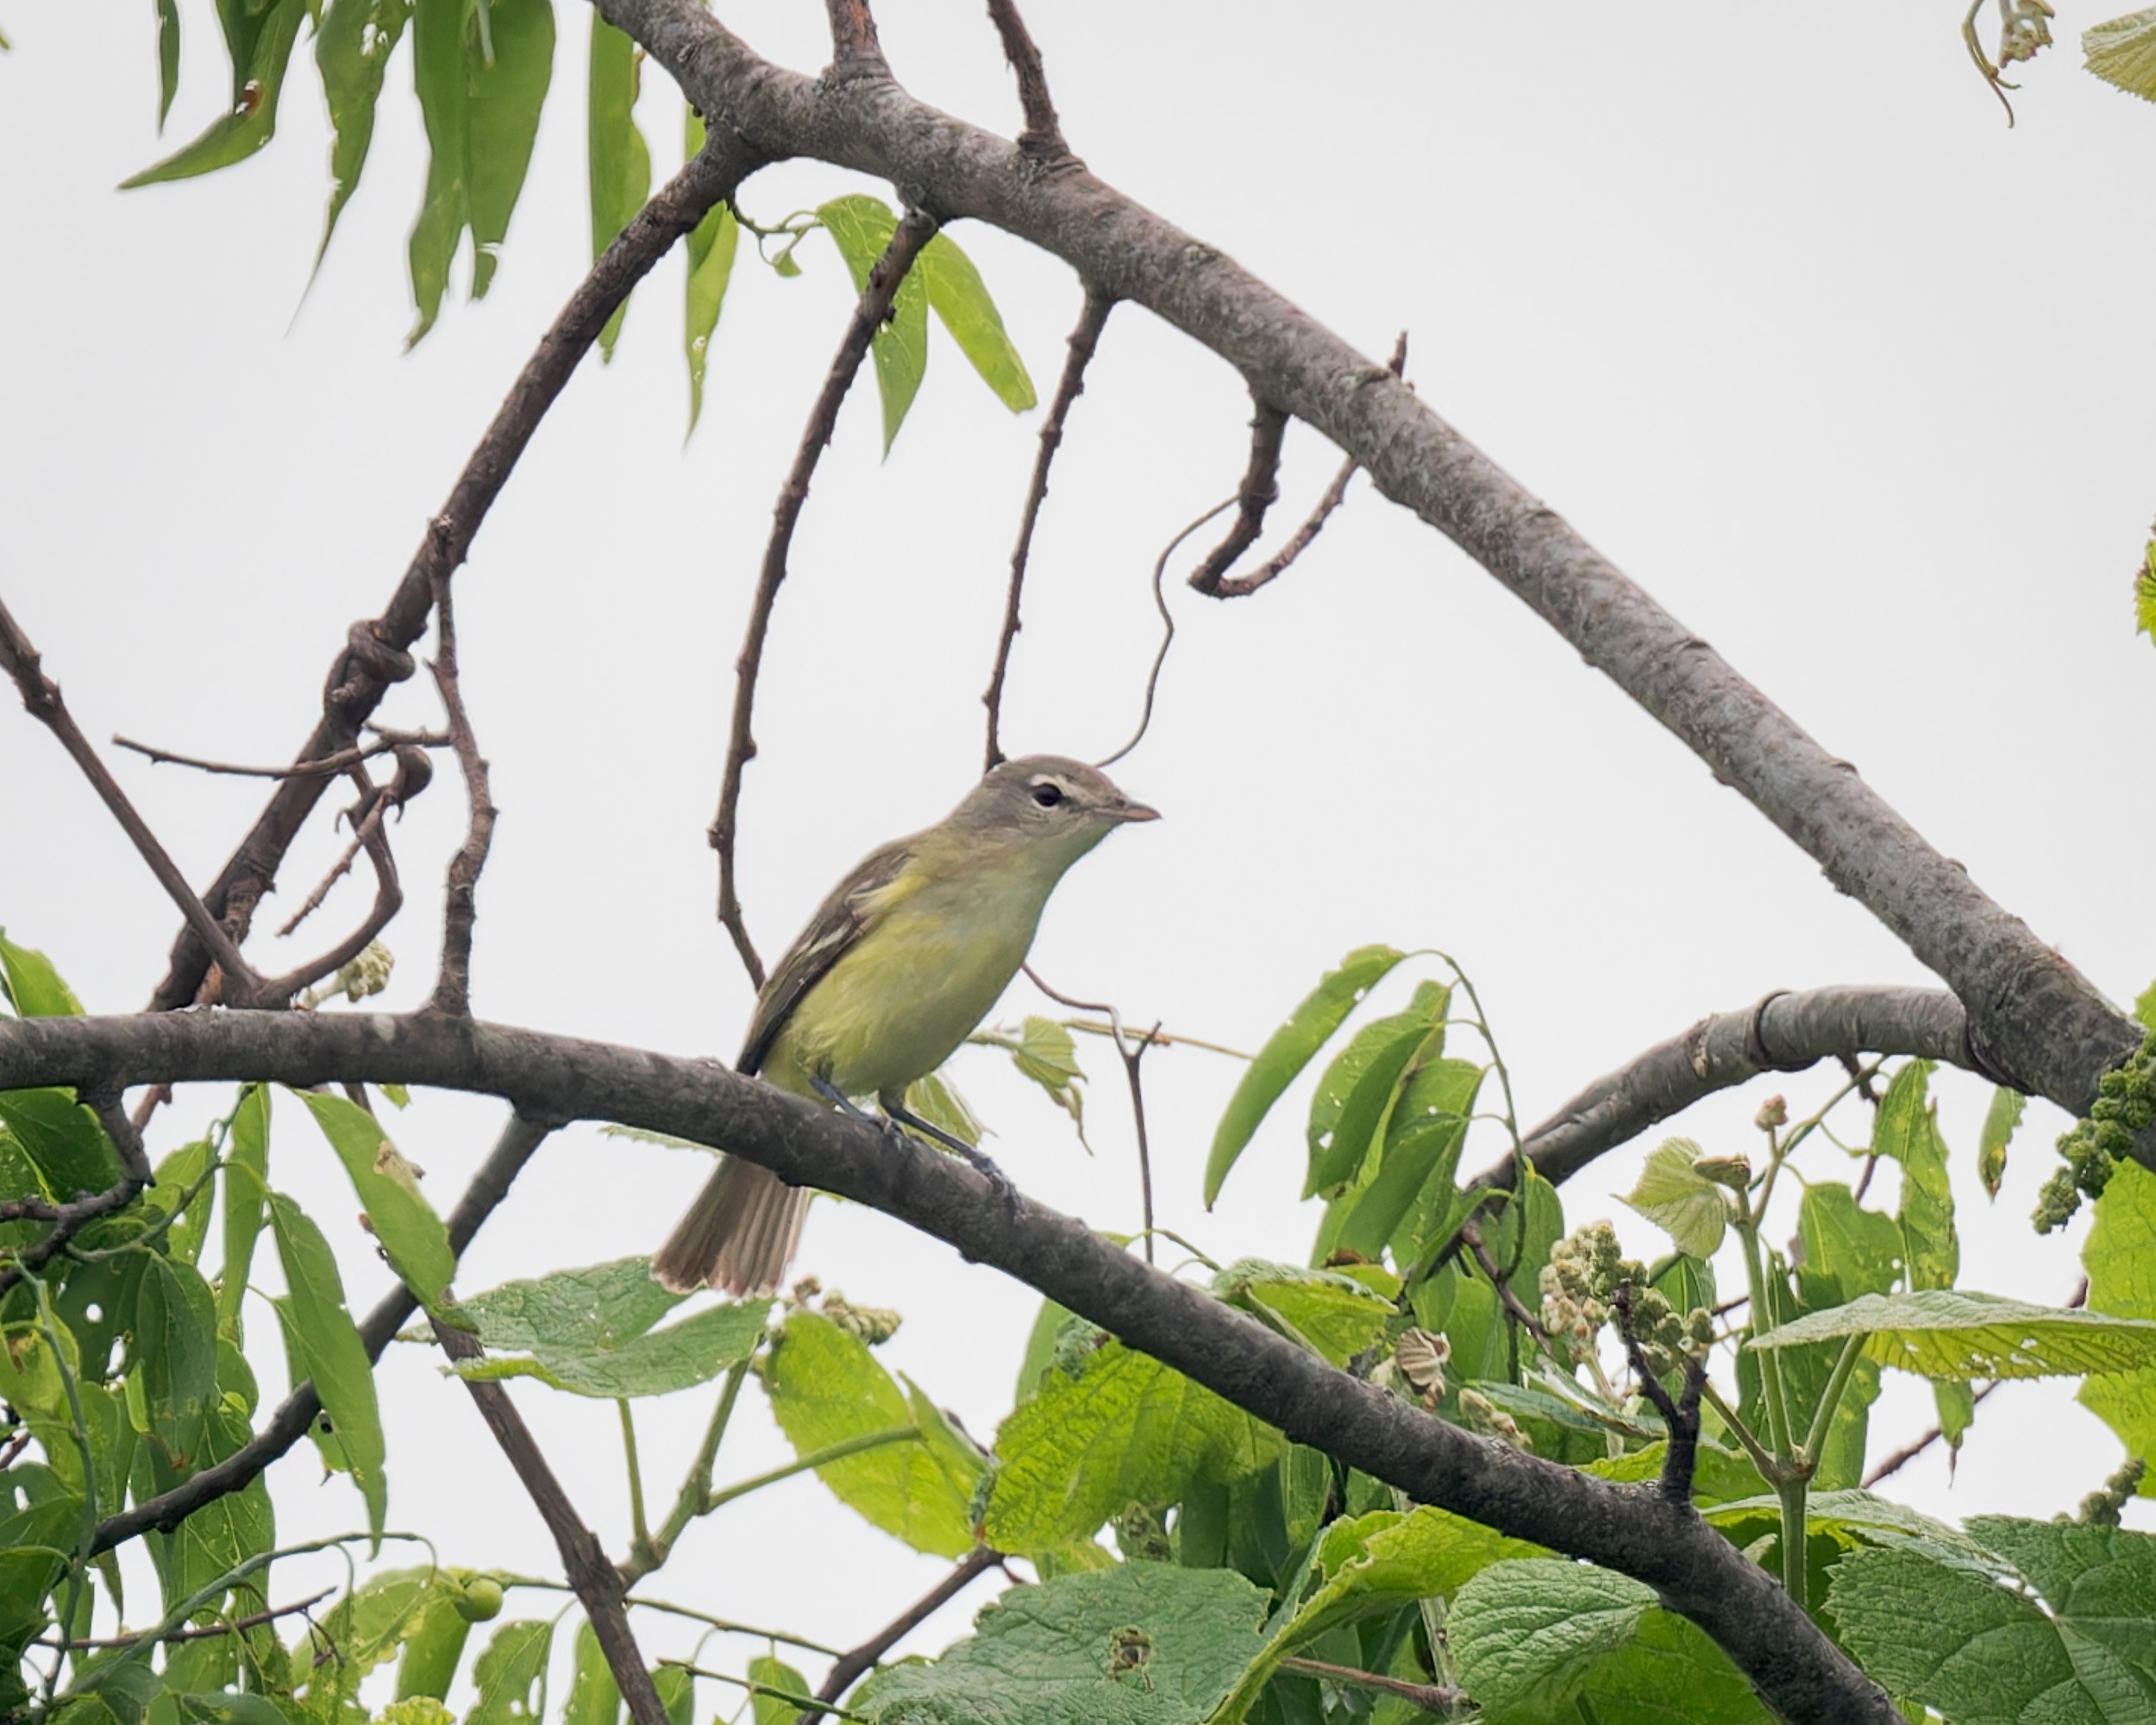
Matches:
[[653, 754, 1158, 1295]]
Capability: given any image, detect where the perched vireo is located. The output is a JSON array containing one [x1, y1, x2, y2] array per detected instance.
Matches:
[[653, 754, 1158, 1295]]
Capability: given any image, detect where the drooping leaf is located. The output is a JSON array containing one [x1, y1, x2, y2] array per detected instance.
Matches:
[[154, 0, 180, 130], [1303, 982, 1448, 1197], [1752, 1288, 2156, 1379], [682, 105, 739, 436], [1620, 1137, 1728, 1260], [267, 1192, 387, 1543], [293, 1088, 455, 1307], [1873, 1060, 1956, 1291], [1002, 1015, 1089, 1145], [1330, 1052, 1479, 1266], [1214, 1259, 1395, 1366], [2084, 8, 2156, 103], [0, 929, 85, 1016], [817, 194, 930, 451], [761, 1312, 973, 1556], [466, 0, 555, 298], [405, 0, 470, 346], [849, 1563, 1269, 1724], [217, 1085, 270, 1340], [588, 14, 651, 359], [2080, 1159, 2156, 1491], [1977, 1087, 2025, 1200], [312, 0, 410, 269], [467, 1620, 555, 1725], [1205, 945, 1408, 1207], [0, 1087, 122, 1197], [915, 231, 1037, 411], [122, 0, 308, 187], [563, 1621, 621, 1725], [131, 1257, 218, 1471]]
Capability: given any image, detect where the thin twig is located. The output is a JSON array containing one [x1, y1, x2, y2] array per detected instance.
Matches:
[[1183, 398, 1288, 595], [432, 1312, 669, 1725], [45, 1588, 334, 1651], [0, 595, 264, 1004], [708, 208, 938, 988], [984, 288, 1113, 771], [1460, 1221, 1548, 1342], [111, 729, 448, 781], [254, 773, 404, 1006], [982, 0, 1073, 164], [1023, 966, 1159, 1263], [1279, 1655, 1465, 1716], [427, 574, 497, 1015], [1203, 332, 1408, 599], [91, 1113, 553, 1556], [1860, 1382, 1999, 1489], [1094, 497, 1233, 769], [822, 0, 887, 78], [146, 145, 746, 1013], [795, 1547, 1002, 1722]]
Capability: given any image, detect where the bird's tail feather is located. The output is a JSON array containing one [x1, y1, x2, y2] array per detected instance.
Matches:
[[651, 1156, 807, 1295]]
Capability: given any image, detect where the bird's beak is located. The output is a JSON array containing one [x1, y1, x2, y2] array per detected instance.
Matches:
[[1112, 800, 1161, 824]]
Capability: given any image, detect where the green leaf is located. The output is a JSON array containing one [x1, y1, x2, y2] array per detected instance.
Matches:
[[1214, 1260, 1396, 1367], [217, 1085, 270, 1339], [0, 1088, 122, 1196], [748, 1653, 806, 1725], [466, 0, 554, 298], [761, 1312, 973, 1556], [405, 0, 467, 345], [1934, 1376, 1977, 1452], [1830, 1521, 2156, 1723], [1977, 1087, 2025, 1200], [1704, 1486, 1994, 1565], [900, 1070, 983, 1149], [1014, 1295, 1079, 1404], [131, 1258, 218, 1471], [1448, 1559, 1771, 1724], [682, 106, 739, 436], [817, 194, 931, 452], [0, 929, 85, 1015], [154, 0, 180, 129], [468, 1621, 555, 1725], [2084, 9, 2156, 104], [394, 1591, 473, 1703], [1326, 1056, 1480, 1266], [293, 1088, 455, 1307], [1796, 1182, 1903, 1299], [1304, 982, 1448, 1197], [1752, 1288, 2156, 1378], [1205, 945, 1408, 1207], [986, 1336, 1281, 1552], [2080, 1159, 2156, 1491], [178, 1696, 290, 1725], [1873, 1060, 1956, 1290], [312, 0, 410, 270], [1620, 1137, 1728, 1260], [850, 1562, 1269, 1724], [267, 1192, 387, 1543], [121, 0, 307, 186], [651, 1665, 693, 1725], [1004, 1015, 1089, 1145], [915, 231, 1037, 411], [564, 1621, 620, 1725], [587, 15, 651, 359]]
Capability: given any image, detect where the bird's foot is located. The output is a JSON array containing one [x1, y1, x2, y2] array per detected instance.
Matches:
[[881, 1102, 1024, 1224]]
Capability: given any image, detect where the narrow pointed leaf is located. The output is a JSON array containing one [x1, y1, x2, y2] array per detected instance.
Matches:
[[467, 0, 554, 298], [405, 0, 471, 347], [682, 106, 739, 435], [313, 0, 410, 269], [122, 0, 308, 186], [267, 1192, 388, 1542], [1977, 1086, 2024, 1200], [588, 15, 651, 358], [916, 231, 1036, 411], [2080, 1160, 2156, 1492], [817, 193, 930, 451], [216, 1085, 269, 1339], [155, 0, 181, 130]]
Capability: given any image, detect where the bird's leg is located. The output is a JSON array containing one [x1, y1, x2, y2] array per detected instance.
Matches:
[[810, 1076, 878, 1120], [881, 1097, 1024, 1221]]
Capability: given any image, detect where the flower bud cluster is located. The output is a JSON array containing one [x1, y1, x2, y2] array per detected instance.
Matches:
[[1457, 1388, 1532, 1452], [2036, 1028, 2156, 1234], [1539, 1221, 1624, 1360]]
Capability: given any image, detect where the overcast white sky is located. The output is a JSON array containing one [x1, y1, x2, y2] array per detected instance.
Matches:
[[5, 0, 2154, 1697]]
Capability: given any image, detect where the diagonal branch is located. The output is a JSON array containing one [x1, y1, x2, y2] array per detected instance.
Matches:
[[983, 0, 1072, 166], [1183, 398, 1288, 596], [597, 0, 2142, 1139], [3, 1007, 1899, 1724], [795, 1546, 1003, 1722], [426, 572, 498, 1015], [145, 143, 749, 1013], [984, 287, 1113, 770], [707, 207, 939, 989]]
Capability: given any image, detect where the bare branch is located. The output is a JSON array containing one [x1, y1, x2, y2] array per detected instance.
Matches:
[[984, 288, 1113, 771], [1094, 496, 1233, 769], [1277, 1656, 1465, 1717], [45, 1588, 335, 1651], [255, 779, 404, 1006], [709, 207, 939, 989], [5, 1007, 1902, 1724], [111, 729, 448, 781], [0, 595, 264, 1004], [1183, 398, 1288, 597], [273, 755, 429, 941], [426, 574, 498, 1015], [146, 143, 746, 1013], [89, 1112, 552, 1556], [1022, 966, 1160, 1263], [823, 0, 887, 78], [796, 1547, 1003, 1722], [983, 0, 1073, 166]]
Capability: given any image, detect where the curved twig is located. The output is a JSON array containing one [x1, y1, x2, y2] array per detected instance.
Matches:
[[427, 572, 497, 1015], [111, 729, 448, 781], [1094, 497, 1233, 769], [1183, 398, 1287, 596]]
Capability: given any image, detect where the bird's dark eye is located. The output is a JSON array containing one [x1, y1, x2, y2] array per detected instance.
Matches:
[[1031, 781, 1063, 808]]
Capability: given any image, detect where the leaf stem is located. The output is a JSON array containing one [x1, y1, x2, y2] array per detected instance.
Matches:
[[623, 1358, 749, 1584], [702, 1425, 921, 1514], [1799, 1332, 1867, 1470], [619, 1399, 650, 1556]]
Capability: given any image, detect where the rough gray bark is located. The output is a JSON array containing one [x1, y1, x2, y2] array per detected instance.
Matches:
[[0, 1008, 1899, 1725], [594, 0, 2142, 1147]]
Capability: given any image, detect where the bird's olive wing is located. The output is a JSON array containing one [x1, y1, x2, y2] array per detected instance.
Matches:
[[735, 833, 924, 1076]]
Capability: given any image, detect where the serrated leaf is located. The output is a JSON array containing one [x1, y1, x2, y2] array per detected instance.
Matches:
[[312, 0, 409, 271], [121, 0, 307, 187], [2080, 1159, 2156, 1492], [1214, 1259, 1395, 1366], [1874, 1060, 1956, 1291], [850, 1563, 1268, 1724], [1304, 982, 1448, 1197], [1620, 1137, 1727, 1260], [588, 15, 651, 358], [986, 1335, 1281, 1552], [1830, 1522, 2156, 1723], [818, 194, 931, 451], [915, 231, 1036, 411], [468, 1621, 554, 1725], [761, 1312, 969, 1556], [1005, 1016, 1089, 1145], [1977, 1086, 2025, 1200], [449, 1256, 684, 1351], [294, 1088, 455, 1307], [0, 929, 85, 1015], [2085, 8, 2156, 103], [1204, 945, 1408, 1207], [1796, 1182, 1903, 1299], [682, 107, 739, 436], [1752, 1288, 2156, 1378], [267, 1192, 386, 1544]]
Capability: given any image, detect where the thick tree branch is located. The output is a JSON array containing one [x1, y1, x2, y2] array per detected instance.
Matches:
[[3, 1009, 1895, 1724], [983, 287, 1112, 771], [88, 1112, 552, 1556], [598, 0, 2140, 1139], [707, 206, 939, 989], [145, 144, 749, 1013]]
